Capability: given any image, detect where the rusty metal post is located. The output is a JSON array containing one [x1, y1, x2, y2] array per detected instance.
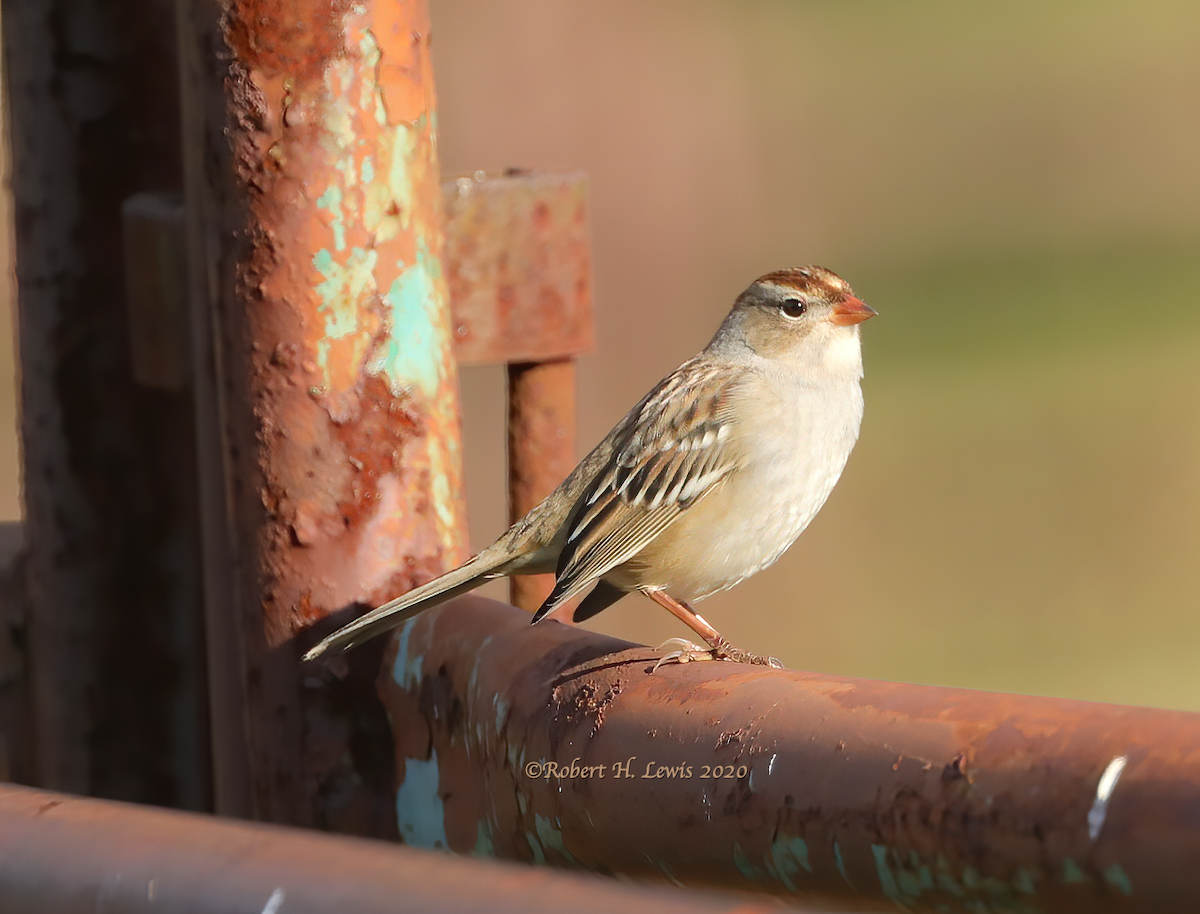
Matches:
[[440, 172, 593, 611], [382, 595, 1200, 913], [0, 523, 30, 784], [176, 0, 466, 829], [0, 783, 778, 914], [506, 360, 577, 609], [3, 0, 210, 808]]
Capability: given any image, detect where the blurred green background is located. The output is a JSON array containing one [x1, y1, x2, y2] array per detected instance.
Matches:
[[0, 1, 1194, 709], [433, 0, 1200, 709]]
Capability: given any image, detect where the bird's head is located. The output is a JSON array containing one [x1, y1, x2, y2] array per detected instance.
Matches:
[[708, 266, 876, 376]]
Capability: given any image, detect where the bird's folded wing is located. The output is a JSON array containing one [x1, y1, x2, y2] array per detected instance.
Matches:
[[533, 359, 745, 617]]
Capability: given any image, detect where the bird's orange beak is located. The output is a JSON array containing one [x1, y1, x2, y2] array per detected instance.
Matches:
[[830, 296, 877, 326]]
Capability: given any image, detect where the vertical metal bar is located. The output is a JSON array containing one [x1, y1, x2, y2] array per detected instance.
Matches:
[[3, 0, 210, 809], [506, 360, 577, 611], [177, 0, 467, 829]]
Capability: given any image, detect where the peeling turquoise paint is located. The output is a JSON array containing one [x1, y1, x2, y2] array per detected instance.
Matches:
[[834, 841, 851, 887], [732, 842, 758, 881], [361, 155, 375, 185], [311, 245, 377, 381], [766, 835, 811, 890], [872, 844, 903, 904], [494, 694, 509, 733], [396, 749, 447, 849], [392, 619, 423, 690], [1013, 866, 1037, 895], [372, 248, 444, 399], [506, 738, 525, 774], [1062, 857, 1086, 884], [868, 846, 1046, 910], [525, 830, 545, 865], [315, 185, 346, 252], [357, 31, 381, 114], [898, 850, 933, 897], [472, 818, 495, 857], [1103, 863, 1132, 896], [656, 860, 687, 888], [532, 814, 577, 865], [934, 854, 966, 898]]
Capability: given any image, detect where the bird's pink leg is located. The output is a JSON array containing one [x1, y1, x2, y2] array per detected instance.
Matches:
[[643, 589, 782, 668]]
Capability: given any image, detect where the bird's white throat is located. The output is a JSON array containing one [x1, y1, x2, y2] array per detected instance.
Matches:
[[821, 328, 864, 377]]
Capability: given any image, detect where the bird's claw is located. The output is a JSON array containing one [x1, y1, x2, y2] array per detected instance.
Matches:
[[651, 638, 715, 672], [710, 639, 786, 669]]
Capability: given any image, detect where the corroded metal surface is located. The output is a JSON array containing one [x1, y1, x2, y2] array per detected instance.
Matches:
[[121, 193, 191, 391], [506, 360, 577, 611], [178, 0, 466, 827], [4, 0, 210, 809], [0, 783, 779, 914], [443, 172, 594, 366], [382, 594, 1200, 912]]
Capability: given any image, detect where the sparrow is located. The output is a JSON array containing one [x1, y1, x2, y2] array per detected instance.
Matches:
[[304, 266, 875, 666]]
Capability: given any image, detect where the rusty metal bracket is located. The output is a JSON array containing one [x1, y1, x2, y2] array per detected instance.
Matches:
[[378, 594, 1200, 913], [443, 171, 593, 367], [442, 170, 593, 610]]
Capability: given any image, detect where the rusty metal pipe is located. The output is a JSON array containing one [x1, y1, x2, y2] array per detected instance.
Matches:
[[0, 782, 777, 914], [506, 359, 577, 611], [379, 594, 1200, 912], [177, 0, 466, 829]]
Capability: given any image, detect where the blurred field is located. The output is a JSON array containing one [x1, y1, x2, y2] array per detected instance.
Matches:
[[439, 1, 1200, 710], [463, 244, 1200, 709]]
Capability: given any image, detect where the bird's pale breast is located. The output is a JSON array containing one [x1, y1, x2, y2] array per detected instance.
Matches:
[[612, 369, 863, 602]]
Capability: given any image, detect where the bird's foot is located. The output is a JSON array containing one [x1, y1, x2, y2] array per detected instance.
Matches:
[[650, 637, 784, 671], [651, 638, 715, 672], [710, 637, 785, 669]]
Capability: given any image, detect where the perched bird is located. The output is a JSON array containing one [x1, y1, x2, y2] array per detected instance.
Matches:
[[305, 266, 875, 666]]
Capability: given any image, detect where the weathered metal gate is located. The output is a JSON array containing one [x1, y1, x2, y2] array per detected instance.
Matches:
[[1, 0, 1199, 911]]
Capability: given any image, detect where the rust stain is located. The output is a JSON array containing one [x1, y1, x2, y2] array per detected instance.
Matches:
[[225, 0, 353, 79]]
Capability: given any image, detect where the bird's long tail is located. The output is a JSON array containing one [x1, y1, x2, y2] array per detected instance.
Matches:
[[303, 548, 509, 660]]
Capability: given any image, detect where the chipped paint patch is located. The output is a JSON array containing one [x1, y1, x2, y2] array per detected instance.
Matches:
[[1013, 866, 1038, 895], [834, 841, 851, 887], [375, 248, 444, 399], [392, 619, 423, 690], [534, 814, 577, 865], [473, 818, 495, 857], [1103, 863, 1133, 896], [396, 748, 447, 849], [934, 854, 966, 897], [766, 835, 811, 890], [871, 844, 903, 904], [1062, 857, 1086, 884], [732, 842, 758, 881], [312, 245, 377, 385], [656, 860, 687, 888]]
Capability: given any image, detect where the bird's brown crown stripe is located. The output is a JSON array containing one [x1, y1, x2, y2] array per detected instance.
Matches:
[[757, 266, 851, 299]]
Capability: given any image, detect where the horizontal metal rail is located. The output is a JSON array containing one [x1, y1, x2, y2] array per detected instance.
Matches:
[[0, 782, 778, 914], [370, 594, 1200, 913]]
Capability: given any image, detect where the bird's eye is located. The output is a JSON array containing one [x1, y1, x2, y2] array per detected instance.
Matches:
[[780, 298, 807, 319]]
